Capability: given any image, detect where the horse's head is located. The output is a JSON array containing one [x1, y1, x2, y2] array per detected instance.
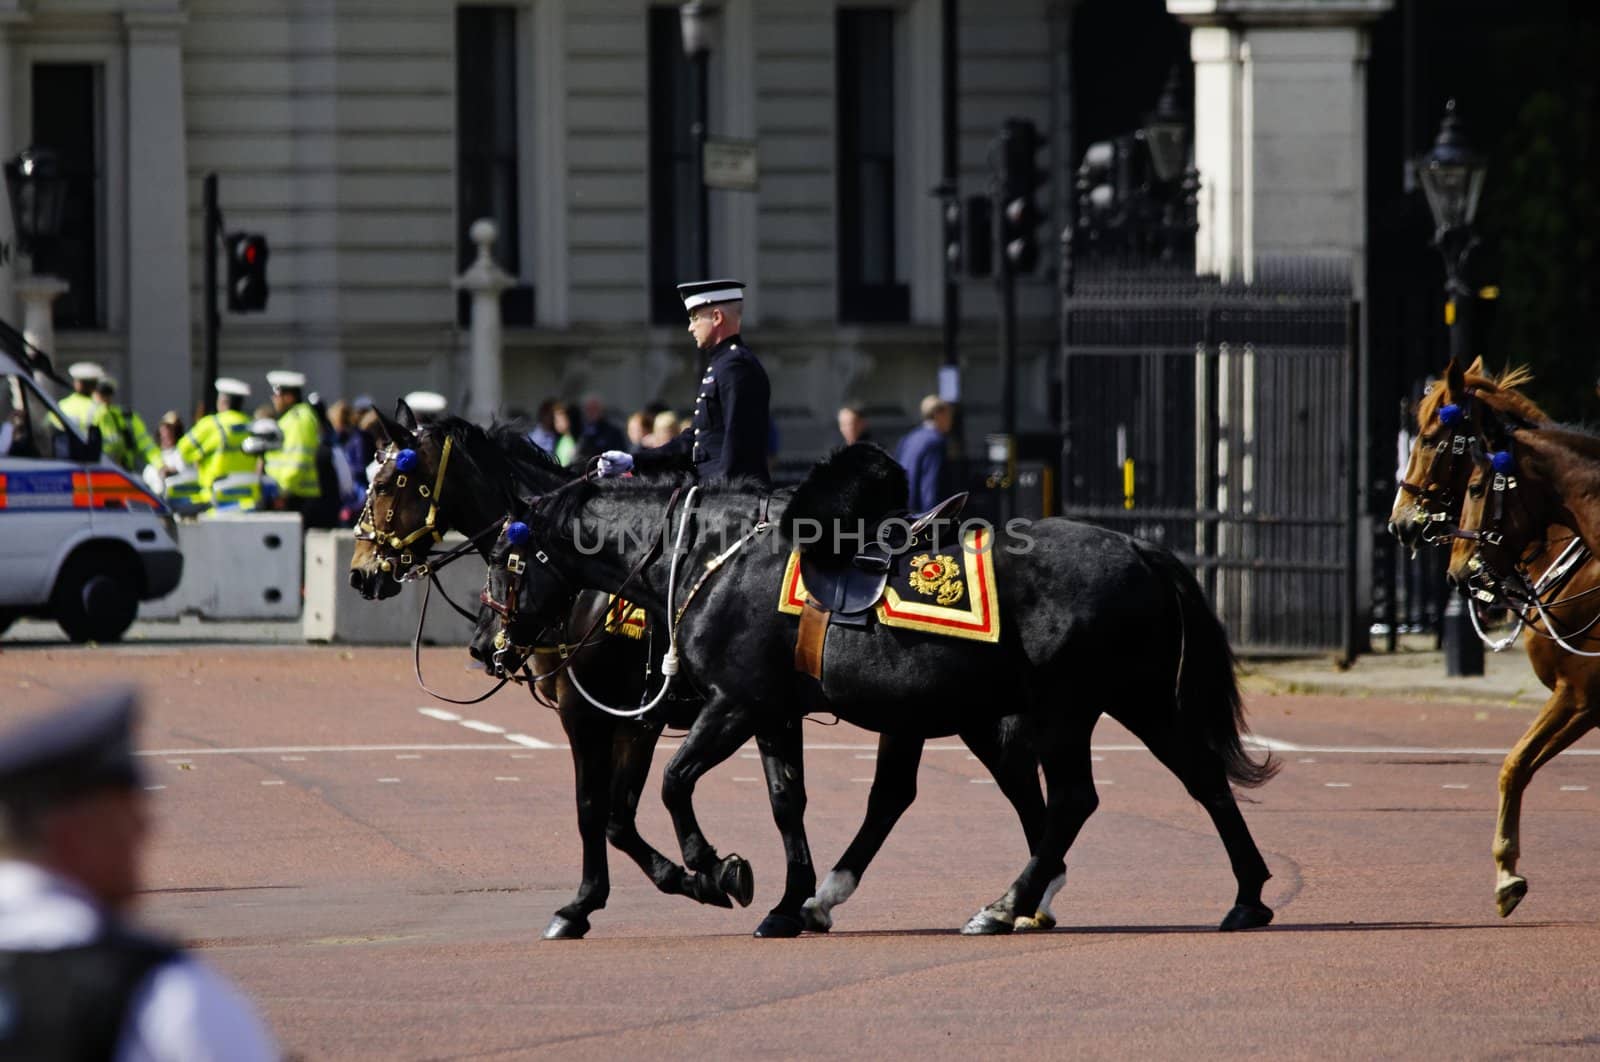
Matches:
[[470, 514, 580, 677], [1391, 360, 1547, 549], [1447, 416, 1546, 589], [350, 401, 453, 599]]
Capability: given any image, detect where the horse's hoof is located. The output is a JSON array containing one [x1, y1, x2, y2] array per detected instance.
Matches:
[[753, 911, 806, 938], [800, 899, 833, 933], [543, 913, 590, 940], [1496, 876, 1528, 918], [1014, 911, 1057, 933], [686, 870, 733, 908], [718, 854, 755, 909], [1219, 902, 1274, 931], [961, 909, 1015, 936]]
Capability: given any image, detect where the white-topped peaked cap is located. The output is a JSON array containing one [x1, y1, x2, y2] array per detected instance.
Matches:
[[677, 278, 746, 311], [265, 370, 306, 391], [67, 362, 106, 382], [403, 390, 448, 415], [214, 377, 251, 398]]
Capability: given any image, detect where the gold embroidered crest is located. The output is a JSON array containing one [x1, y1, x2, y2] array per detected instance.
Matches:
[[907, 553, 965, 606]]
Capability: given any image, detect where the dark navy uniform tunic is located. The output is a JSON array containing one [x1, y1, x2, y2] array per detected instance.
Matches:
[[635, 334, 771, 484]]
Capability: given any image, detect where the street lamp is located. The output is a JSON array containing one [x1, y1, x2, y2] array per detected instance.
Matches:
[[4, 146, 68, 260], [3, 146, 71, 360], [679, 2, 717, 278], [1074, 70, 1198, 266], [1415, 99, 1488, 678]]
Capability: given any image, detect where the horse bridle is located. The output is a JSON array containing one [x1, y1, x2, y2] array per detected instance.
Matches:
[[1398, 397, 1476, 544], [355, 437, 457, 580]]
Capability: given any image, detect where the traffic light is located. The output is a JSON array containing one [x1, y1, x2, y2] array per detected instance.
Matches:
[[942, 196, 963, 277], [225, 232, 269, 312], [998, 117, 1046, 274]]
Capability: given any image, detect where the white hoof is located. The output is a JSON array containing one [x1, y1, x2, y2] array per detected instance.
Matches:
[[800, 897, 834, 932]]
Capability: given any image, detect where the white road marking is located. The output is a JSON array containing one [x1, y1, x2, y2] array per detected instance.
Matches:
[[378, 778, 401, 783], [1298, 757, 1318, 764], [740, 752, 759, 760], [733, 776, 761, 782], [280, 755, 306, 762], [166, 759, 192, 766], [1090, 755, 1104, 762], [505, 733, 554, 749], [510, 753, 537, 759], [494, 776, 520, 782], [854, 753, 876, 760], [396, 754, 422, 760], [1325, 782, 1353, 788], [1249, 736, 1600, 758], [459, 720, 505, 734], [1442, 784, 1469, 790], [418, 708, 461, 722], [1562, 785, 1589, 792], [851, 777, 876, 783], [970, 779, 995, 785], [260, 780, 285, 787]]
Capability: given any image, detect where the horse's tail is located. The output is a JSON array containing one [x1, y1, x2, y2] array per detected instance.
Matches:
[[1132, 540, 1278, 789]]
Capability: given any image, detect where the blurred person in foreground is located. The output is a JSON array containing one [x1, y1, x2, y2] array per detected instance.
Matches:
[[0, 688, 279, 1060]]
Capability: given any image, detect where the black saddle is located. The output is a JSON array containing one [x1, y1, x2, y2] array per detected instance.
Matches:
[[798, 492, 968, 624]]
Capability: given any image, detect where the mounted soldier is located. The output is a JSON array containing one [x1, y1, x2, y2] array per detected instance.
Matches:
[[597, 279, 771, 485]]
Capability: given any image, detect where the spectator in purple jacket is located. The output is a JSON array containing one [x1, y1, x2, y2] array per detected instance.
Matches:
[[894, 395, 953, 511]]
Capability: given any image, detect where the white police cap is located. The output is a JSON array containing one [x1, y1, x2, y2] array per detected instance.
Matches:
[[215, 377, 252, 398], [266, 370, 307, 392], [677, 279, 746, 311], [403, 390, 448, 415], [67, 361, 106, 382]]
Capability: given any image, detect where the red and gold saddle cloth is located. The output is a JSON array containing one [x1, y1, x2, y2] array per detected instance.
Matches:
[[604, 596, 648, 640], [777, 525, 1001, 643]]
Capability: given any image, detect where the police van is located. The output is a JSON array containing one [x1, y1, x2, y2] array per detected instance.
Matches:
[[0, 341, 182, 642]]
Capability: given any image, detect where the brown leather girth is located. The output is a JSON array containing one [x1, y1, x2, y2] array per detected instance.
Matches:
[[795, 599, 829, 679]]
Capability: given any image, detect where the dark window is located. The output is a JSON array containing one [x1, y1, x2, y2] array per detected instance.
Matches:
[[457, 5, 534, 325], [837, 9, 908, 323], [648, 6, 704, 324], [30, 64, 102, 330]]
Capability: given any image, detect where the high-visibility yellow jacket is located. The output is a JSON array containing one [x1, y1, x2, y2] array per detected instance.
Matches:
[[96, 403, 161, 472], [266, 402, 322, 499], [176, 409, 255, 490], [210, 472, 268, 511], [56, 392, 98, 436]]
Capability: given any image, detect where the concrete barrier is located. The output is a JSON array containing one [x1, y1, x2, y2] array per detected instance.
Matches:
[[303, 529, 487, 646], [139, 513, 303, 621]]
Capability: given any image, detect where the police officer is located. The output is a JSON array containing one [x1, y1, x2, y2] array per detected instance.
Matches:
[[599, 279, 771, 484], [58, 361, 104, 436], [264, 370, 323, 516], [93, 377, 162, 475], [0, 688, 279, 1059], [174, 378, 256, 508]]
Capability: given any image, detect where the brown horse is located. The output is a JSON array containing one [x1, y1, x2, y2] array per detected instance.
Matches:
[[1391, 358, 1600, 917]]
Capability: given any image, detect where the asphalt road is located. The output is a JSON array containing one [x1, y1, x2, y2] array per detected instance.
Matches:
[[3, 643, 1599, 1059]]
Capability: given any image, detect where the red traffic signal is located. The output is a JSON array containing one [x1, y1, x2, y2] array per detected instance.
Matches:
[[225, 232, 269, 313]]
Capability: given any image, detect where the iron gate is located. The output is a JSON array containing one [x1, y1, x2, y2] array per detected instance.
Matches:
[[1060, 263, 1359, 655]]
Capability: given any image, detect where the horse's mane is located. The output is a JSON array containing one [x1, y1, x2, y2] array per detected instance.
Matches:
[[1419, 357, 1546, 426], [537, 471, 771, 532], [428, 415, 573, 499]]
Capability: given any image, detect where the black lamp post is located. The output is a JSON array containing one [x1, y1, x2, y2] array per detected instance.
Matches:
[[1074, 67, 1198, 265], [1416, 99, 1488, 678], [4, 146, 69, 261], [680, 1, 715, 278]]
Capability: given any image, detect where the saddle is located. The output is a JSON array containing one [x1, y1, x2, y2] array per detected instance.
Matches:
[[794, 492, 968, 678]]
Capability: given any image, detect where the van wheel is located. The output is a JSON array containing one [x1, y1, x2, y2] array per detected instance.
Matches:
[[0, 609, 17, 638], [53, 555, 139, 644]]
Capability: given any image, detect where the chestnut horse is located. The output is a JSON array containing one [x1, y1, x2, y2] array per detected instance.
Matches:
[[1390, 358, 1600, 916]]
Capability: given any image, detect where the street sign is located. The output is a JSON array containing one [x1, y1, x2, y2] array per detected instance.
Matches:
[[703, 138, 759, 191]]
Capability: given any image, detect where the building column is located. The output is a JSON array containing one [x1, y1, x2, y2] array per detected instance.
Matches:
[[1168, 1, 1392, 283], [0, 7, 23, 322], [123, 8, 192, 420]]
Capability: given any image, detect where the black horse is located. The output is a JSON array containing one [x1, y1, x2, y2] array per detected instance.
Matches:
[[352, 410, 1060, 937], [477, 454, 1280, 934], [349, 405, 751, 938]]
